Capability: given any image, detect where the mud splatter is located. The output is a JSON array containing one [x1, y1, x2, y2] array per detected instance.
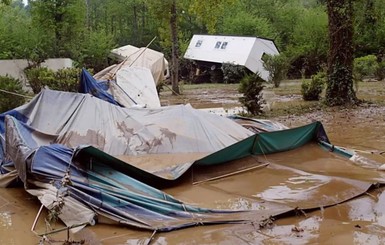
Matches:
[[160, 128, 177, 147], [57, 130, 106, 150]]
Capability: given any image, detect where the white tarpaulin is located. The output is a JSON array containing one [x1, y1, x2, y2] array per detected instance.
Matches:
[[94, 45, 169, 84], [115, 66, 161, 108]]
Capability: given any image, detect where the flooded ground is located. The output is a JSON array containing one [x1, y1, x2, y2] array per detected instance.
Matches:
[[2, 81, 385, 244]]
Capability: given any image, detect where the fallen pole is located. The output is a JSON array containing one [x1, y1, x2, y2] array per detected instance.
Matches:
[[193, 162, 269, 185]]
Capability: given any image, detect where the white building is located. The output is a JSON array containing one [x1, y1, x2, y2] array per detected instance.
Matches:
[[184, 35, 279, 81]]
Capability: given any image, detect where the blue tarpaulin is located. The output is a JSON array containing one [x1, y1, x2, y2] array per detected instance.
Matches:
[[78, 68, 122, 106]]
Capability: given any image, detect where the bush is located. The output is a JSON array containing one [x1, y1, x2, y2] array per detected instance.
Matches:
[[301, 71, 326, 101], [375, 60, 385, 81], [24, 67, 55, 94], [353, 55, 379, 81], [25, 67, 83, 94], [222, 63, 248, 84], [238, 73, 265, 115], [0, 75, 26, 113], [52, 68, 83, 92], [262, 54, 289, 88]]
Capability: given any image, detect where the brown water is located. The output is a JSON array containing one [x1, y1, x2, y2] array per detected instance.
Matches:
[[2, 103, 385, 244]]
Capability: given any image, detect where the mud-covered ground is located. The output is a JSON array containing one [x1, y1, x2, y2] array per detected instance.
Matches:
[[1, 81, 385, 244]]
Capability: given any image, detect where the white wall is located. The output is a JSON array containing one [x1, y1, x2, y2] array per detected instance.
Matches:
[[0, 58, 73, 89], [184, 35, 256, 65], [245, 39, 279, 81]]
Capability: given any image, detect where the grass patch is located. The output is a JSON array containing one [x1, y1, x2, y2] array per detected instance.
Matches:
[[262, 101, 324, 118]]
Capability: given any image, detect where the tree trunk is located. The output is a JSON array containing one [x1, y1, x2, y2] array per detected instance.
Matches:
[[325, 0, 357, 106], [170, 0, 180, 95], [132, 4, 138, 44]]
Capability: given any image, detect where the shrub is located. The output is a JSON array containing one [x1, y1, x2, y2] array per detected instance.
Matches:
[[0, 75, 26, 113], [222, 62, 248, 84], [25, 67, 83, 94], [301, 71, 326, 101], [375, 60, 385, 81], [262, 54, 289, 88], [238, 73, 265, 115], [353, 55, 379, 81], [52, 68, 83, 92], [24, 67, 55, 94]]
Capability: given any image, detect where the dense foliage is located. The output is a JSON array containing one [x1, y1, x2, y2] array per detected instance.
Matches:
[[353, 55, 379, 81], [0, 75, 26, 112], [222, 63, 247, 84], [25, 67, 83, 93], [1, 0, 385, 106], [1, 0, 384, 77]]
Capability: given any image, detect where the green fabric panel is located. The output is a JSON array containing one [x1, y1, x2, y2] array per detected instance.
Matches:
[[197, 122, 322, 166], [254, 122, 320, 155], [196, 135, 257, 166]]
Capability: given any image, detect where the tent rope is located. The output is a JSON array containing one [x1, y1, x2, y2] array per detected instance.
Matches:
[[0, 89, 33, 98], [257, 140, 269, 163]]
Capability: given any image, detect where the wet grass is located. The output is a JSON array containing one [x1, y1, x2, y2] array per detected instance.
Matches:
[[160, 80, 385, 118], [270, 79, 304, 96], [261, 100, 325, 118]]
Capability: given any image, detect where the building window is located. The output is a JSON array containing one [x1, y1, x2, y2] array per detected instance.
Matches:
[[195, 40, 203, 47], [221, 42, 228, 49], [261, 52, 268, 62], [215, 41, 222, 49]]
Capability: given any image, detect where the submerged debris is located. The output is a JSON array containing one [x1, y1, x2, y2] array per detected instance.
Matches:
[[259, 216, 275, 229]]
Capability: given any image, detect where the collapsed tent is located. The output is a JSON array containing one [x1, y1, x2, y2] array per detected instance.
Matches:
[[1, 89, 385, 234], [95, 45, 169, 84], [87, 45, 166, 108], [79, 68, 161, 108]]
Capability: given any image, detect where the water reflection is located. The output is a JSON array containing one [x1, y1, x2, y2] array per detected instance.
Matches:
[[348, 190, 385, 227], [0, 212, 12, 228], [218, 197, 267, 211], [255, 174, 330, 202]]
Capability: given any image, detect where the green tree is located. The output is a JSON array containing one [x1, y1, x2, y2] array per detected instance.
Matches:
[[325, 0, 357, 106], [0, 3, 47, 62], [288, 6, 328, 76], [146, 0, 181, 94], [30, 0, 86, 58], [221, 11, 276, 38], [354, 0, 378, 56], [250, 0, 302, 48], [78, 30, 116, 71], [0, 0, 11, 5], [189, 0, 236, 34]]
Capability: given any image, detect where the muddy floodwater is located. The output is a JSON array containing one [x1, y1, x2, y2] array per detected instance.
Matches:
[[2, 88, 385, 244]]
